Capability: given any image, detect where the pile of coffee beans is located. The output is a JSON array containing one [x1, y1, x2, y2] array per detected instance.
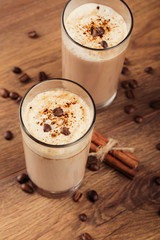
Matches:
[[16, 173, 35, 194]]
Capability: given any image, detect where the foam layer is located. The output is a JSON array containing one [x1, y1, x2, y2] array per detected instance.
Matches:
[[24, 90, 91, 145], [65, 3, 128, 49]]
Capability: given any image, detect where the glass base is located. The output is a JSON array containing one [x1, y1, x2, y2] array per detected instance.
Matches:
[[96, 91, 117, 112], [31, 179, 83, 198]]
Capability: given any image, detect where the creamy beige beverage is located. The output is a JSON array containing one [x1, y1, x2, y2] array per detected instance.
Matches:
[[20, 79, 95, 195], [62, 1, 133, 108]]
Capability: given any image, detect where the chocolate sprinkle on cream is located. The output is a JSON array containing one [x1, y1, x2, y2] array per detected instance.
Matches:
[[61, 127, 70, 136], [100, 40, 108, 49], [53, 107, 64, 117], [43, 123, 51, 132]]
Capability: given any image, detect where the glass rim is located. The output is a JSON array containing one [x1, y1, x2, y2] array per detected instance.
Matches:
[[61, 0, 134, 51], [19, 78, 96, 148]]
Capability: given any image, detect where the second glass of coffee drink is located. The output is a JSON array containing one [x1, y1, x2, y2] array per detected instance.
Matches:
[[61, 0, 133, 109], [19, 79, 96, 197]]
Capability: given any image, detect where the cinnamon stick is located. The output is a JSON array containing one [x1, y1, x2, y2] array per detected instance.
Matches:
[[105, 154, 138, 179], [109, 150, 138, 169], [90, 142, 138, 179]]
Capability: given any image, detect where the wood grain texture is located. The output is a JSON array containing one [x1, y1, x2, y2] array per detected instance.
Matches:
[[0, 0, 160, 239]]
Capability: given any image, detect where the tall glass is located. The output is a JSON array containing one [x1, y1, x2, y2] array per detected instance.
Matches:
[[61, 0, 133, 109], [19, 79, 96, 197]]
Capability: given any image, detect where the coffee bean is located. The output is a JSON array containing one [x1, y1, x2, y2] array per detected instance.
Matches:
[[97, 6, 100, 10], [4, 130, 13, 140], [16, 96, 22, 104], [80, 232, 94, 240], [19, 73, 30, 83], [87, 190, 98, 203], [121, 81, 130, 89], [12, 67, 22, 74], [38, 71, 48, 82], [17, 173, 29, 184], [121, 66, 129, 75], [134, 115, 143, 123], [53, 107, 64, 117], [73, 192, 84, 202], [129, 79, 138, 89], [125, 89, 135, 99], [150, 100, 160, 110], [88, 163, 100, 171], [96, 27, 105, 37], [87, 156, 98, 168], [79, 213, 87, 222], [9, 91, 19, 100], [0, 88, 9, 98], [43, 123, 51, 132], [156, 143, 160, 151], [28, 30, 38, 38], [100, 40, 108, 49], [144, 67, 153, 74], [21, 183, 34, 194], [124, 58, 130, 65], [124, 104, 136, 114], [154, 177, 160, 185], [61, 127, 70, 136], [91, 27, 97, 37]]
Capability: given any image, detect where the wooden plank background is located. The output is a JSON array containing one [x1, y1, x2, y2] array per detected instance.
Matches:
[[0, 0, 160, 239]]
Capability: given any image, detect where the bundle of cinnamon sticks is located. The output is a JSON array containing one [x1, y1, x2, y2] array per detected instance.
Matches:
[[90, 130, 139, 179]]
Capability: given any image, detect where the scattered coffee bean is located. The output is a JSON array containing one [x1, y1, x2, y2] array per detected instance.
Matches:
[[53, 107, 64, 117], [19, 73, 30, 83], [144, 66, 153, 74], [121, 66, 129, 75], [154, 177, 160, 185], [0, 88, 9, 98], [124, 104, 136, 114], [88, 163, 100, 171], [38, 71, 48, 82], [87, 190, 98, 203], [28, 30, 38, 38], [100, 40, 108, 49], [61, 127, 70, 136], [9, 91, 19, 100], [80, 232, 94, 240], [97, 6, 100, 10], [87, 156, 98, 168], [21, 183, 34, 194], [73, 192, 84, 202], [150, 100, 160, 110], [12, 66, 22, 74], [129, 79, 138, 89], [79, 213, 87, 222], [4, 130, 13, 140], [121, 80, 130, 89], [16, 96, 22, 104], [134, 115, 143, 123], [43, 123, 51, 132], [124, 58, 130, 65], [17, 173, 29, 184], [156, 143, 160, 151], [125, 89, 135, 99]]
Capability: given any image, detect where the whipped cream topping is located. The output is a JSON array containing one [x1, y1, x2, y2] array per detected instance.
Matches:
[[24, 90, 91, 145], [65, 3, 128, 49]]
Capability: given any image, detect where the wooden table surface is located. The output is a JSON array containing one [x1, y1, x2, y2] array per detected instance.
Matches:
[[0, 0, 160, 239]]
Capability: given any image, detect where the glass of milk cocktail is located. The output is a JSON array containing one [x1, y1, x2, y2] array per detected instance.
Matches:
[[19, 79, 96, 197], [61, 0, 133, 109]]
